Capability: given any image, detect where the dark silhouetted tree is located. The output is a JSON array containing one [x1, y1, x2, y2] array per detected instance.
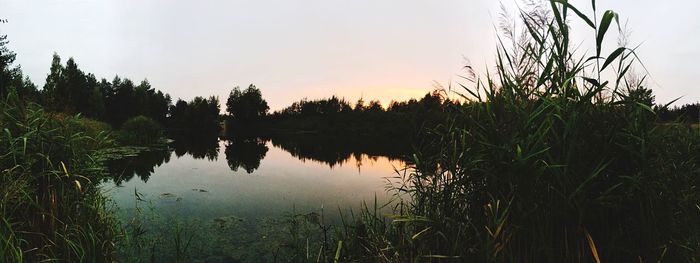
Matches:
[[0, 34, 17, 96], [366, 100, 383, 112], [5, 66, 39, 101], [42, 54, 67, 110], [353, 98, 365, 112], [226, 84, 269, 122], [628, 86, 655, 107], [169, 96, 220, 133], [0, 34, 39, 101]]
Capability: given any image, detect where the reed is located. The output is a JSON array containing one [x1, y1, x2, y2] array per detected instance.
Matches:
[[333, 0, 700, 262], [0, 91, 119, 262]]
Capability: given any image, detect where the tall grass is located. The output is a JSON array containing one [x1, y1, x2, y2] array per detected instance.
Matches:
[[334, 1, 700, 262], [0, 91, 119, 262]]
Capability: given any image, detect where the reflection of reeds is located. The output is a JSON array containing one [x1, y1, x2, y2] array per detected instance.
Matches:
[[331, 0, 700, 262]]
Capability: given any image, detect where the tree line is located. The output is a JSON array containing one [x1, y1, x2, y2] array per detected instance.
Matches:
[[222, 87, 465, 160], [2, 34, 697, 140], [1, 47, 221, 133], [269, 90, 461, 118], [657, 103, 700, 124]]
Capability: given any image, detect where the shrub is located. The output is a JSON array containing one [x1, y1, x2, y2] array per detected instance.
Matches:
[[119, 115, 163, 145]]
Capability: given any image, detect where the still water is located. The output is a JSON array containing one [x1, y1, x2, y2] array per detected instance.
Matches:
[[103, 138, 405, 262]]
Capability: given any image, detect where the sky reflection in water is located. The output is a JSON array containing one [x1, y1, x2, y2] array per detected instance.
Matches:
[[104, 139, 404, 221]]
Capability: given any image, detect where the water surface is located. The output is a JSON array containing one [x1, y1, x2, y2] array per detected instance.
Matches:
[[104, 137, 405, 262]]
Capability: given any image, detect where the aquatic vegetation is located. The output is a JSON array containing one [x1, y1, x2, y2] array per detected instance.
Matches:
[[160, 193, 177, 198], [332, 1, 700, 262], [116, 188, 334, 263], [0, 92, 120, 262]]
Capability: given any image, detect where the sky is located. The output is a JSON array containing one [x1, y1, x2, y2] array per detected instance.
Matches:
[[1, 0, 699, 110]]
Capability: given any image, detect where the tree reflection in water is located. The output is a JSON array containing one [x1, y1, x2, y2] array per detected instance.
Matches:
[[224, 137, 269, 173], [106, 148, 171, 185], [171, 131, 220, 161], [107, 132, 410, 183], [267, 133, 408, 168]]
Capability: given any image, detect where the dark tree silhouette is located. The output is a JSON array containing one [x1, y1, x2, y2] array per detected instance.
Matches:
[[226, 84, 269, 122], [168, 96, 220, 133], [0, 34, 17, 96], [628, 86, 654, 107], [38, 54, 171, 126], [0, 34, 39, 101]]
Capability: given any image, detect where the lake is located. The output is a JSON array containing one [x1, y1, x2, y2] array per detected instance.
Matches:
[[102, 137, 406, 262]]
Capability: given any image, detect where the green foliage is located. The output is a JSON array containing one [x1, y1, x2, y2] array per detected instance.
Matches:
[[0, 34, 17, 94], [0, 35, 15, 71], [333, 1, 700, 262], [119, 115, 163, 146], [0, 35, 39, 101], [42, 55, 105, 118], [0, 92, 119, 262], [40, 53, 172, 126]]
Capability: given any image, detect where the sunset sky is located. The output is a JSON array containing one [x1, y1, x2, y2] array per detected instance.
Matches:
[[1, 0, 699, 110]]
